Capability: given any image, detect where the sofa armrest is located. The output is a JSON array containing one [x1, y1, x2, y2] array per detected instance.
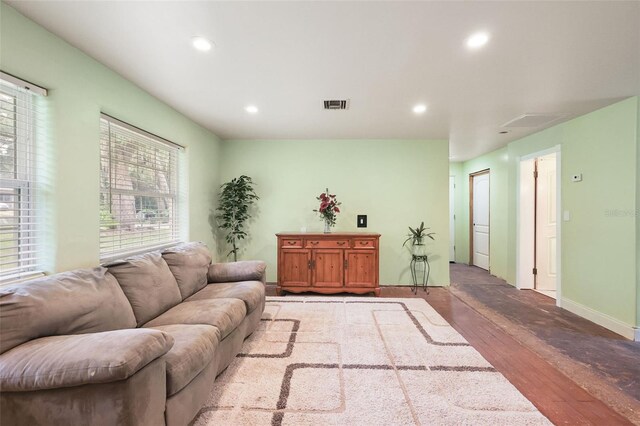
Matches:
[[207, 261, 266, 284], [0, 328, 173, 392]]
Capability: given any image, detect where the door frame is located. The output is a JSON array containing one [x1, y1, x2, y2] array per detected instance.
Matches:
[[469, 169, 490, 270], [515, 145, 562, 307]]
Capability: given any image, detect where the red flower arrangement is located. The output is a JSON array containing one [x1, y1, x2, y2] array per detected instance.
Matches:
[[313, 188, 341, 228]]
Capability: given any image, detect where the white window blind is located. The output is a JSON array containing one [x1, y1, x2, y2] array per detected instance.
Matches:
[[0, 73, 47, 282], [100, 114, 183, 261]]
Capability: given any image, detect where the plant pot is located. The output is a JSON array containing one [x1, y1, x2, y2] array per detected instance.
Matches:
[[324, 220, 331, 233], [412, 243, 427, 257]]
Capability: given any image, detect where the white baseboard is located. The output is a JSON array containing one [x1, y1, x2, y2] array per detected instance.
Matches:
[[561, 297, 637, 341]]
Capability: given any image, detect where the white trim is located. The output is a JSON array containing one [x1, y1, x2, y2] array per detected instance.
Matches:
[[555, 149, 562, 306], [0, 271, 46, 286], [0, 71, 48, 96], [449, 175, 456, 262], [561, 297, 637, 340], [100, 242, 180, 265]]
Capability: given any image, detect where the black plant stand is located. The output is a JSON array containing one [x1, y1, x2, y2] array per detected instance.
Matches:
[[410, 255, 430, 294]]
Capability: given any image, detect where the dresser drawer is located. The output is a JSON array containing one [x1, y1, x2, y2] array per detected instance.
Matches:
[[305, 239, 349, 249], [281, 238, 303, 248], [353, 238, 376, 249]]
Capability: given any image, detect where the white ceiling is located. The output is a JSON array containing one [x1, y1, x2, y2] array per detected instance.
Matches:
[[7, 1, 640, 161]]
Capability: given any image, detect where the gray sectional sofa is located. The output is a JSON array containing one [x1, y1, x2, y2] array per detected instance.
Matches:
[[0, 242, 266, 426]]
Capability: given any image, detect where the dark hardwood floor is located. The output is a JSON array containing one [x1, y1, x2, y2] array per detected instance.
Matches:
[[450, 265, 640, 394], [266, 274, 637, 425]]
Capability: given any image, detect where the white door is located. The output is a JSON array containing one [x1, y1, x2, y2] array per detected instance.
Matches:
[[535, 154, 557, 291], [472, 172, 490, 270], [449, 176, 455, 261]]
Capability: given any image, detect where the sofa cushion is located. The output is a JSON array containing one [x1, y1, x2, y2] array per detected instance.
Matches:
[[144, 299, 246, 339], [107, 252, 182, 327], [146, 324, 219, 395], [0, 268, 136, 355], [0, 328, 173, 391], [208, 261, 266, 284], [186, 281, 265, 314], [162, 242, 212, 300]]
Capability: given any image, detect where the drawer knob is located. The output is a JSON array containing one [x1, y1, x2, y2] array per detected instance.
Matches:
[[337, 241, 345, 246], [360, 241, 369, 245], [287, 241, 296, 245], [310, 241, 319, 245]]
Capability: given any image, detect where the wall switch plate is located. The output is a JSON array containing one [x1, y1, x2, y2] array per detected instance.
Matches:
[[563, 210, 570, 221], [571, 173, 583, 182], [357, 215, 367, 228]]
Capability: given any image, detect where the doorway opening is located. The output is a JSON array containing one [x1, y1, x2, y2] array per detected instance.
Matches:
[[517, 147, 561, 305], [469, 170, 490, 271]]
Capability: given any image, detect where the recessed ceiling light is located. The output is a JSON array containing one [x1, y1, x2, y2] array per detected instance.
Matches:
[[192, 36, 213, 52], [466, 32, 490, 49], [245, 105, 258, 114], [412, 104, 427, 114]]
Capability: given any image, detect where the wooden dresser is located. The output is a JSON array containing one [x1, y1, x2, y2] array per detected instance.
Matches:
[[276, 232, 380, 296]]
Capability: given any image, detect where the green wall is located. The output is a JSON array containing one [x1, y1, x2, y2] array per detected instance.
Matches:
[[220, 139, 450, 286], [0, 3, 222, 272], [454, 97, 639, 330]]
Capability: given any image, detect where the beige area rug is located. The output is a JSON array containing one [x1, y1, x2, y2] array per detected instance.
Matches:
[[192, 297, 551, 426]]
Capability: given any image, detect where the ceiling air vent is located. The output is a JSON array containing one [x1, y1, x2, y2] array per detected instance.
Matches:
[[324, 99, 349, 110], [501, 113, 564, 128]]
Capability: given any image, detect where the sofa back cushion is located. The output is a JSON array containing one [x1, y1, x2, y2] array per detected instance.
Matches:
[[107, 252, 182, 326], [0, 267, 136, 355], [162, 242, 212, 300]]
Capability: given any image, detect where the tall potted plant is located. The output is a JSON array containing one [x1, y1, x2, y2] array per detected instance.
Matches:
[[216, 175, 259, 261], [402, 222, 435, 256]]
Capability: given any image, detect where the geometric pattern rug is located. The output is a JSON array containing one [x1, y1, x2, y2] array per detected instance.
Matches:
[[192, 297, 551, 425]]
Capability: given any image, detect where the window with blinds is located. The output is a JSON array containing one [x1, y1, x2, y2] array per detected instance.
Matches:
[[0, 74, 47, 282], [100, 114, 183, 261]]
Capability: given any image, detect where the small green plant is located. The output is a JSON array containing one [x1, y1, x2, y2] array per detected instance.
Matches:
[[216, 175, 259, 261], [402, 222, 435, 247]]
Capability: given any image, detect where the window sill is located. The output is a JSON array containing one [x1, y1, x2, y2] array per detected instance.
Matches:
[[0, 271, 46, 286]]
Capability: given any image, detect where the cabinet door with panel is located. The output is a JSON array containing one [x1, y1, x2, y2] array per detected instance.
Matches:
[[344, 250, 376, 288], [279, 249, 311, 287], [312, 249, 344, 288]]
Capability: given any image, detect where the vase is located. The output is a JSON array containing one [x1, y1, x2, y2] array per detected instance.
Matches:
[[324, 220, 331, 233]]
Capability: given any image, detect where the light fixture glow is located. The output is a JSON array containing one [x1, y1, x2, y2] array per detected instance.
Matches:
[[245, 105, 259, 114], [192, 36, 213, 52], [412, 104, 427, 114], [466, 32, 490, 49]]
